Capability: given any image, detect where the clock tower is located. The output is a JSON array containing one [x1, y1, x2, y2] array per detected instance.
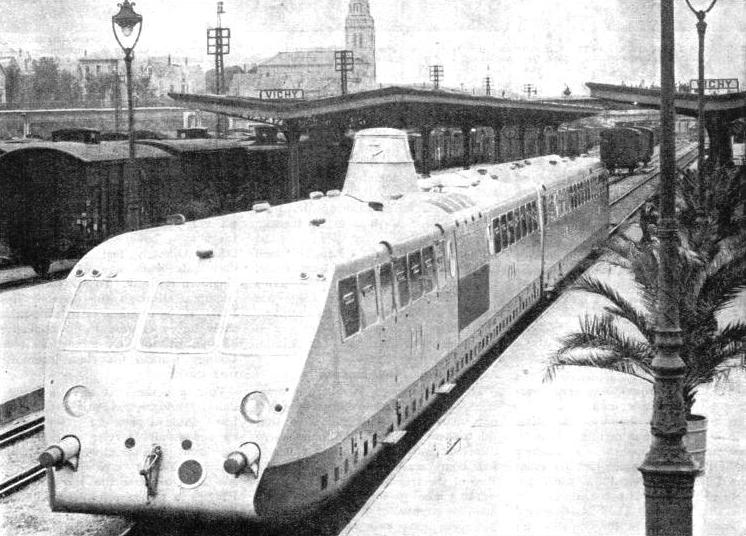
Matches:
[[344, 0, 376, 88]]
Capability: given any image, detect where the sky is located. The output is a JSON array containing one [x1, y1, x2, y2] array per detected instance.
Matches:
[[0, 0, 744, 96]]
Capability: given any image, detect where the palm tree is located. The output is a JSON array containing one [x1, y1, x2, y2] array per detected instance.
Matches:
[[544, 224, 746, 417]]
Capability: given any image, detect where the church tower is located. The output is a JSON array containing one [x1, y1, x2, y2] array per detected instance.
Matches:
[[345, 0, 376, 88]]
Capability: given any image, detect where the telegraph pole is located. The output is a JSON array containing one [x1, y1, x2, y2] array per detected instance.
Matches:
[[484, 76, 492, 96], [522, 83, 537, 99], [334, 50, 354, 95], [207, 1, 230, 137], [429, 65, 443, 90]]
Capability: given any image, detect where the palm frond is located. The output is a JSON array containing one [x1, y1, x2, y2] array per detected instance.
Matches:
[[545, 314, 655, 383], [570, 276, 654, 336]]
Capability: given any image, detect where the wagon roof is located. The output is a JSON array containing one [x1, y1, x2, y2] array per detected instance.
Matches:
[[137, 138, 248, 154], [0, 140, 173, 162]]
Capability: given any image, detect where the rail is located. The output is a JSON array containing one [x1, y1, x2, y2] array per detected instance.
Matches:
[[0, 414, 44, 449], [0, 464, 45, 498], [608, 147, 698, 236]]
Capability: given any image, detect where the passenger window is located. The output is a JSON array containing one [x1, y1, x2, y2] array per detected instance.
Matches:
[[520, 205, 527, 238], [507, 212, 515, 244], [338, 276, 360, 338], [500, 214, 508, 246], [408, 251, 423, 301], [492, 218, 502, 253], [447, 241, 457, 277], [529, 202, 537, 233], [358, 269, 378, 328], [434, 240, 447, 286], [393, 257, 410, 307], [421, 246, 436, 293], [379, 263, 395, 318]]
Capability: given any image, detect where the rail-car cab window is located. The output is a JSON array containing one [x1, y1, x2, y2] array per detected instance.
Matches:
[[60, 280, 148, 350], [379, 263, 395, 318], [408, 251, 423, 301], [492, 218, 502, 253], [223, 283, 308, 353], [358, 269, 378, 328], [141, 282, 227, 351], [338, 276, 360, 338], [393, 256, 410, 307], [434, 241, 447, 287]]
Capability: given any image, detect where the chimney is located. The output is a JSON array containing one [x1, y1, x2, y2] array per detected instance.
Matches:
[[168, 54, 171, 66]]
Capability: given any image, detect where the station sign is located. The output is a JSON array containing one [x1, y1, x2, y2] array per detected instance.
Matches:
[[258, 89, 305, 100], [689, 78, 740, 93]]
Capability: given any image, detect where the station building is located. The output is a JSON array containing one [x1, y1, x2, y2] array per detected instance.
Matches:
[[229, 0, 376, 99]]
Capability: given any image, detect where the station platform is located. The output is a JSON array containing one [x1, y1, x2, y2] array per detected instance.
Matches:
[[342, 254, 746, 535], [0, 275, 67, 425]]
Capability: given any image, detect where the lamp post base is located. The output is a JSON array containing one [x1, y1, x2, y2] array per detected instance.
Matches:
[[640, 458, 699, 536]]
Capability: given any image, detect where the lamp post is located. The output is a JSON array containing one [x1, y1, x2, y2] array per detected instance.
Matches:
[[685, 0, 718, 214], [112, 0, 143, 230], [638, 1, 699, 535]]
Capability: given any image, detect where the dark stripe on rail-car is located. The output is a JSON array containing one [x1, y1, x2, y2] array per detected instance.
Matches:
[[457, 264, 490, 331]]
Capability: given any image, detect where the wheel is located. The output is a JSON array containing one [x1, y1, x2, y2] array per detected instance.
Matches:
[[31, 259, 51, 277]]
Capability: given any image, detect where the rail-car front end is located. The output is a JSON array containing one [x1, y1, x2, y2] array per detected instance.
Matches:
[[40, 236, 330, 519]]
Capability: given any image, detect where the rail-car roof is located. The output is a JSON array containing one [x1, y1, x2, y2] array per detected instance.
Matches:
[[0, 140, 173, 162], [80, 153, 603, 281]]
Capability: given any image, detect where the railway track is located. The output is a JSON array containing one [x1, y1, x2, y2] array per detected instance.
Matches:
[[0, 414, 45, 498], [608, 146, 697, 235]]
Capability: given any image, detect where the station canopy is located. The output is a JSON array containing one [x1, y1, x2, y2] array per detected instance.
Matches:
[[169, 86, 604, 131], [587, 82, 746, 122]]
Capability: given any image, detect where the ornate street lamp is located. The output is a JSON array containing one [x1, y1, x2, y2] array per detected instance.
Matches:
[[638, 2, 699, 535], [112, 1, 143, 229], [684, 0, 718, 214]]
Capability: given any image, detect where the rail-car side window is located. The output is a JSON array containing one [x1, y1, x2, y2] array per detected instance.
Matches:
[[379, 263, 395, 318], [421, 246, 436, 293], [492, 218, 502, 253], [358, 269, 378, 328], [447, 240, 457, 278], [507, 212, 515, 245], [499, 214, 509, 247], [434, 240, 447, 286], [339, 276, 360, 338], [393, 256, 410, 307], [519, 205, 528, 238], [408, 251, 423, 301]]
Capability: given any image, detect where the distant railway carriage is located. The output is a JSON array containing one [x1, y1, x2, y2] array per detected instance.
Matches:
[[600, 127, 647, 173], [0, 138, 291, 274], [631, 126, 655, 165], [40, 129, 609, 522]]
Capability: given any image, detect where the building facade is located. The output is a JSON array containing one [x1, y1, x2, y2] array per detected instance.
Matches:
[[229, 0, 376, 99]]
